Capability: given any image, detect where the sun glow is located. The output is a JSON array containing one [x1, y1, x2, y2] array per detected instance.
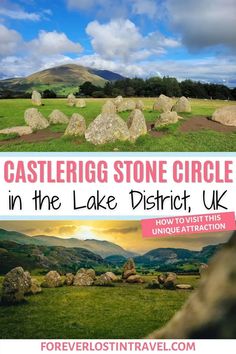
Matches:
[[74, 226, 100, 240]]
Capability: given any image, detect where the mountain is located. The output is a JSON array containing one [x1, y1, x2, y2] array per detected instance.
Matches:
[[0, 240, 107, 274], [134, 244, 223, 272], [0, 64, 125, 96], [0, 228, 136, 258]]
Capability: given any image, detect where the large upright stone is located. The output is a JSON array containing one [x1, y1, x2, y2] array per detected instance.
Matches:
[[76, 99, 86, 108], [153, 94, 174, 112], [73, 268, 95, 286], [49, 110, 69, 124], [172, 96, 191, 113], [24, 108, 49, 130], [64, 113, 86, 136], [211, 105, 236, 126], [105, 272, 118, 281], [85, 113, 130, 145], [67, 93, 76, 107], [117, 100, 136, 112], [27, 278, 42, 295], [94, 273, 112, 286], [122, 258, 136, 279], [154, 111, 181, 128], [102, 100, 117, 115], [113, 96, 123, 107], [157, 272, 177, 289], [31, 90, 42, 106], [148, 231, 236, 339], [41, 271, 62, 288], [127, 109, 147, 142], [64, 273, 75, 286], [1, 267, 32, 305], [136, 100, 144, 110]]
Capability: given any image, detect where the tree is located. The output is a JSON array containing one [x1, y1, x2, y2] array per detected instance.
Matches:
[[79, 81, 99, 96], [42, 89, 57, 98]]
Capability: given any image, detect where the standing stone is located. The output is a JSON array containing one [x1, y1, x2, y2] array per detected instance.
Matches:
[[148, 232, 236, 339], [127, 109, 147, 142], [199, 263, 208, 277], [105, 272, 118, 281], [157, 272, 177, 289], [27, 278, 42, 295], [117, 100, 136, 112], [102, 100, 117, 115], [136, 100, 144, 110], [211, 105, 236, 126], [41, 271, 63, 288], [153, 94, 174, 112], [73, 268, 95, 286], [94, 273, 112, 286], [172, 96, 191, 113], [126, 275, 144, 283], [64, 273, 75, 286], [85, 113, 130, 145], [113, 96, 123, 107], [122, 258, 136, 279], [64, 113, 86, 136], [154, 111, 181, 128], [24, 108, 49, 130], [48, 110, 69, 124], [76, 99, 86, 108], [67, 93, 76, 107], [31, 90, 42, 106], [1, 267, 32, 305]]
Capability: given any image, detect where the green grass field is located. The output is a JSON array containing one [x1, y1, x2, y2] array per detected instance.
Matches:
[[0, 275, 198, 339], [0, 98, 235, 152]]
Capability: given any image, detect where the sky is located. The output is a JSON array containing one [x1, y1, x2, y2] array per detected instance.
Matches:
[[0, 220, 232, 253], [0, 0, 236, 86]]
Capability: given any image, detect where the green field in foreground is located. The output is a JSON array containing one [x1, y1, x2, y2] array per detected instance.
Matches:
[[0, 275, 198, 339], [0, 98, 235, 152]]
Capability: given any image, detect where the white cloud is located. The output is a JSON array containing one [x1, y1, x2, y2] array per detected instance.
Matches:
[[29, 30, 83, 56], [86, 19, 180, 62], [76, 54, 236, 85], [0, 0, 40, 21], [86, 19, 143, 61], [131, 0, 158, 18], [166, 0, 236, 50], [0, 24, 22, 57], [67, 0, 158, 19]]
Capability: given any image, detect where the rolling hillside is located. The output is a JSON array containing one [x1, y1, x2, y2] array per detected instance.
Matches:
[[0, 64, 125, 96], [0, 240, 107, 274], [0, 228, 136, 258]]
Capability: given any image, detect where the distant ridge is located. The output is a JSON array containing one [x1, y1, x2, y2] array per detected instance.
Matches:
[[0, 228, 136, 258], [0, 64, 125, 96]]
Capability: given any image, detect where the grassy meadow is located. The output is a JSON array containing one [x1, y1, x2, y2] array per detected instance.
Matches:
[[0, 98, 235, 151], [0, 274, 198, 339]]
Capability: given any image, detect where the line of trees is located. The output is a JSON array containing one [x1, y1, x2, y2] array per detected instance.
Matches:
[[78, 77, 236, 100]]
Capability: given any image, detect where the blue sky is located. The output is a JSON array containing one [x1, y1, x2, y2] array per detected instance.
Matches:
[[0, 0, 235, 86]]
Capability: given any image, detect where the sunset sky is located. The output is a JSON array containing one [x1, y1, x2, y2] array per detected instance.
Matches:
[[0, 220, 232, 254], [0, 0, 235, 85]]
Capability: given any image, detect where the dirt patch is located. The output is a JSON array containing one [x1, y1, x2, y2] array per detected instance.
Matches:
[[180, 116, 236, 133], [0, 129, 62, 146], [147, 122, 165, 137]]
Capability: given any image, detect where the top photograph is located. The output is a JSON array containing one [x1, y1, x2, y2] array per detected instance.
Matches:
[[0, 0, 235, 152]]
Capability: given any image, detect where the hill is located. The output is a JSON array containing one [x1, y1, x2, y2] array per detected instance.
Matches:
[[0, 64, 125, 96], [0, 240, 106, 274], [133, 244, 223, 272], [0, 228, 136, 258]]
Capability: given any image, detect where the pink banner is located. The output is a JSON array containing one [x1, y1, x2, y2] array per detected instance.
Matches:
[[141, 212, 235, 238]]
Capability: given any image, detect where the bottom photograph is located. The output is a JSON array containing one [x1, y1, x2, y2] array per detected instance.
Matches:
[[0, 220, 235, 339]]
